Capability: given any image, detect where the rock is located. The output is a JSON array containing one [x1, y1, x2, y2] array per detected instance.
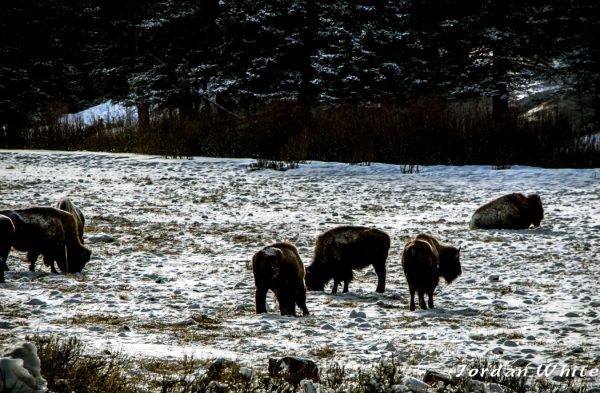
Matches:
[[567, 346, 584, 355], [300, 379, 334, 393], [403, 376, 431, 393], [269, 356, 319, 385], [488, 274, 500, 281], [350, 310, 367, 318], [466, 379, 486, 393], [0, 321, 16, 330], [207, 380, 229, 392], [423, 370, 454, 386], [511, 358, 529, 367], [239, 367, 255, 379], [565, 312, 579, 318], [87, 233, 117, 243], [207, 358, 237, 379], [391, 384, 410, 393], [485, 382, 509, 393], [0, 342, 47, 393], [301, 379, 318, 393], [503, 340, 518, 347], [26, 299, 46, 306]]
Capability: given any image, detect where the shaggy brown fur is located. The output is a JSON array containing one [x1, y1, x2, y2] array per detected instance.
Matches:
[[470, 193, 544, 229], [305, 226, 390, 294], [55, 197, 85, 242], [252, 242, 309, 316], [27, 197, 86, 273], [0, 214, 16, 283], [27, 197, 85, 273], [402, 233, 461, 311], [0, 207, 91, 275]]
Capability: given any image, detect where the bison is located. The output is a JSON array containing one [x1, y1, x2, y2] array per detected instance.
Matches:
[[55, 197, 85, 242], [305, 226, 390, 294], [27, 197, 86, 272], [252, 242, 309, 316], [470, 193, 544, 230], [402, 233, 461, 311], [0, 207, 91, 276], [0, 214, 16, 283]]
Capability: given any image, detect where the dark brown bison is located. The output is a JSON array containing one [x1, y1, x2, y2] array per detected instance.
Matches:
[[0, 214, 16, 283], [402, 233, 461, 311], [305, 226, 390, 294], [470, 193, 544, 230], [27, 197, 86, 272], [0, 207, 91, 276], [252, 242, 309, 316]]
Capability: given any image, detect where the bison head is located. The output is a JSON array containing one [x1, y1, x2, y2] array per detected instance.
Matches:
[[528, 194, 544, 227], [438, 246, 461, 284], [304, 265, 326, 291], [61, 245, 92, 273]]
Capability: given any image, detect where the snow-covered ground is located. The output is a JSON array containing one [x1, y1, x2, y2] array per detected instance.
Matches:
[[0, 150, 599, 385]]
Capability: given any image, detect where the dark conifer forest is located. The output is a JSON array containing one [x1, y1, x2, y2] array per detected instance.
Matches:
[[0, 0, 598, 166]]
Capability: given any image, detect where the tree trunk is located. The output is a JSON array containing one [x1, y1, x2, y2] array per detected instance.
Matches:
[[594, 80, 600, 129], [137, 103, 150, 130], [2, 114, 27, 148], [492, 82, 509, 125]]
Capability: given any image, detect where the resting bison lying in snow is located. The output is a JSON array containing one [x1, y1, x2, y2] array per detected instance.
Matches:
[[402, 233, 461, 311], [0, 207, 91, 278], [27, 197, 86, 273], [0, 214, 16, 283], [252, 242, 309, 316], [305, 226, 390, 294], [470, 193, 544, 230]]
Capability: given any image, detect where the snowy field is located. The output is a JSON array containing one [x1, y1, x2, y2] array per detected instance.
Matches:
[[0, 150, 599, 385]]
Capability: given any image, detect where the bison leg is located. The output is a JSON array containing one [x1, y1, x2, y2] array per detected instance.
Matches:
[[276, 288, 297, 316], [331, 279, 340, 294], [409, 287, 416, 311], [44, 256, 59, 274], [342, 270, 353, 293], [296, 284, 309, 316], [418, 290, 427, 310], [0, 248, 9, 283], [343, 280, 349, 293], [255, 287, 269, 314], [0, 258, 7, 283], [427, 291, 434, 309], [1, 250, 9, 271], [54, 245, 70, 273], [26, 251, 40, 272], [373, 262, 386, 293]]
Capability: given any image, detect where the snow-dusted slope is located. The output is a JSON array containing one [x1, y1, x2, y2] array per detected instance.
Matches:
[[0, 150, 598, 384]]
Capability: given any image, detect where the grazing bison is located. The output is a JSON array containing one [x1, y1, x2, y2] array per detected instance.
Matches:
[[27, 197, 86, 272], [305, 226, 390, 294], [252, 242, 309, 316], [470, 193, 544, 230], [402, 233, 461, 311], [0, 207, 91, 276], [0, 214, 16, 283]]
